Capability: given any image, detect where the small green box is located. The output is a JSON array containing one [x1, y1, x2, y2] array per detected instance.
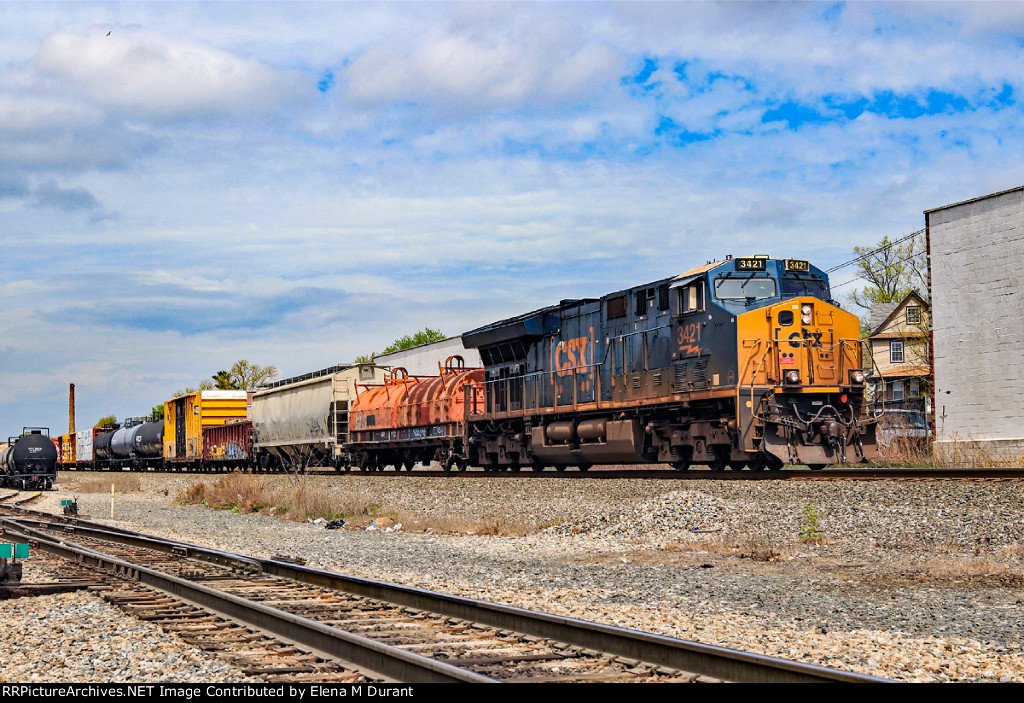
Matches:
[[0, 544, 10, 559], [14, 544, 28, 558]]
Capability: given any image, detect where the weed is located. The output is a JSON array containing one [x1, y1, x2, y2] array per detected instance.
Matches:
[[75, 475, 142, 493], [799, 504, 823, 543]]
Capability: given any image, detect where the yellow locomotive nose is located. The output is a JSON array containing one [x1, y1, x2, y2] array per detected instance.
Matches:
[[736, 296, 874, 467]]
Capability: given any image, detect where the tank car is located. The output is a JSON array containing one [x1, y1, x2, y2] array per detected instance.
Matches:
[[348, 357, 484, 471], [460, 256, 876, 471], [1, 428, 58, 489]]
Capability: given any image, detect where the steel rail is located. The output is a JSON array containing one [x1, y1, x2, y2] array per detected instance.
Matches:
[[1, 519, 496, 684], [7, 512, 890, 683], [57, 467, 1024, 479]]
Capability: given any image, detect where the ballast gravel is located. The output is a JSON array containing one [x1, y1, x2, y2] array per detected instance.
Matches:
[[6, 472, 1024, 683]]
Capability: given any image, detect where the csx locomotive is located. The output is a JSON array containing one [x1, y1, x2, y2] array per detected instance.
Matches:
[[349, 255, 875, 471]]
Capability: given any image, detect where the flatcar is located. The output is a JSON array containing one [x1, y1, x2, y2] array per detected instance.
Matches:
[[1, 428, 58, 489]]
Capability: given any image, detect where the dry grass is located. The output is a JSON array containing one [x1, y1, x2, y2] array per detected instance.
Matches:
[[177, 472, 536, 535], [73, 475, 142, 493], [664, 534, 786, 562], [874, 434, 933, 467], [934, 436, 1024, 469], [890, 556, 1024, 586]]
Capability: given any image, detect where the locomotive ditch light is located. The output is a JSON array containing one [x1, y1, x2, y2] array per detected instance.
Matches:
[[785, 370, 800, 384], [801, 304, 813, 325], [849, 369, 866, 384]]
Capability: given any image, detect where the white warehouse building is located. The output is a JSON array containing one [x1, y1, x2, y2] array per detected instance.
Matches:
[[925, 186, 1024, 463]]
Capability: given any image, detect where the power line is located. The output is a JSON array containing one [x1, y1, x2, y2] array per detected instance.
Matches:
[[825, 228, 925, 274], [830, 247, 926, 290]]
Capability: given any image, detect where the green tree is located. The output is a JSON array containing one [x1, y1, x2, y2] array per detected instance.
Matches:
[[225, 360, 278, 389], [354, 353, 376, 364], [150, 405, 165, 420], [212, 370, 235, 389], [174, 360, 278, 397], [96, 415, 117, 428], [847, 232, 928, 313], [382, 328, 446, 354]]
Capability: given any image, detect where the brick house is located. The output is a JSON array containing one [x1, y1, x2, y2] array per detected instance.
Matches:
[[866, 290, 930, 412]]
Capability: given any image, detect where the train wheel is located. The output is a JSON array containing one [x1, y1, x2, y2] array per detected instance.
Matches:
[[555, 465, 566, 472], [728, 461, 746, 471], [707, 447, 729, 472], [530, 461, 545, 472], [578, 464, 591, 472], [766, 454, 784, 471], [508, 463, 521, 472], [807, 464, 826, 471], [748, 454, 768, 472]]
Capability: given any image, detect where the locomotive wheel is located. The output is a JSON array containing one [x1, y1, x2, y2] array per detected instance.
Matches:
[[707, 447, 729, 472], [766, 454, 784, 471], [748, 454, 768, 472], [728, 461, 746, 471], [670, 459, 691, 471]]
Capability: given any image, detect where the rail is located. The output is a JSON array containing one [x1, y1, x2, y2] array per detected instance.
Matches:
[[2, 511, 891, 683]]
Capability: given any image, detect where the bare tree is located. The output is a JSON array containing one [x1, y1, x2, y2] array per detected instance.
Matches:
[[848, 232, 928, 312]]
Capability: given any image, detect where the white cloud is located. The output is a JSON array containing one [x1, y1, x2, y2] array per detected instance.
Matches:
[[344, 29, 620, 113], [35, 29, 307, 118]]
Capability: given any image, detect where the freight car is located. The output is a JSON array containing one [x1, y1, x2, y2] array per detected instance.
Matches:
[[459, 256, 874, 471], [250, 364, 386, 471], [1, 428, 57, 489], [348, 356, 484, 471]]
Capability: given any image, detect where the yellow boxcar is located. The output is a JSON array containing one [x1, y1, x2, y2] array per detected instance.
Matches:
[[61, 432, 76, 464], [164, 390, 249, 463]]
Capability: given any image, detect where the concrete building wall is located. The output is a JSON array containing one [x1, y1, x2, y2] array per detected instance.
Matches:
[[375, 337, 482, 377], [926, 186, 1024, 459]]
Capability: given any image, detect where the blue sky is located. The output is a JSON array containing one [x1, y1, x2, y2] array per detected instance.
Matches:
[[2, 1, 1024, 434]]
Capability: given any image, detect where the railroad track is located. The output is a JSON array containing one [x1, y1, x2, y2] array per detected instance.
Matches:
[[57, 467, 1024, 480], [0, 505, 888, 683]]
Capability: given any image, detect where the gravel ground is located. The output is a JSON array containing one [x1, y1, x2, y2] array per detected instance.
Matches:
[[5, 472, 1024, 683]]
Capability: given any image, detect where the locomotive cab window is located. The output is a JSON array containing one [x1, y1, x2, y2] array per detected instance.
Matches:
[[678, 281, 705, 314], [714, 274, 776, 301]]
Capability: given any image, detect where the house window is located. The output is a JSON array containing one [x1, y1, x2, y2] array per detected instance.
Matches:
[[906, 306, 921, 325], [908, 379, 920, 398], [891, 380, 904, 401], [890, 340, 904, 364]]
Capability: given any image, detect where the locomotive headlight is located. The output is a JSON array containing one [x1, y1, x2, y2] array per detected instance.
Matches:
[[801, 304, 813, 325], [849, 369, 866, 384], [785, 370, 801, 384]]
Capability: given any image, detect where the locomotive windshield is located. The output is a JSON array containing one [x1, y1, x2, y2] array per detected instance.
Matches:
[[714, 274, 777, 300], [781, 274, 829, 299]]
